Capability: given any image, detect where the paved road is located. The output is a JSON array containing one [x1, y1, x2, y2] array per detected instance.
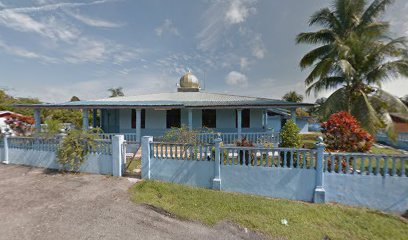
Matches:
[[0, 164, 266, 240]]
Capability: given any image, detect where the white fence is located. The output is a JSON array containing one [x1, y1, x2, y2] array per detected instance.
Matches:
[[142, 136, 408, 213], [1, 135, 126, 176]]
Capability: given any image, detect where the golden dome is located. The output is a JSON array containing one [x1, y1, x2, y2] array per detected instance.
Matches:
[[178, 71, 200, 92]]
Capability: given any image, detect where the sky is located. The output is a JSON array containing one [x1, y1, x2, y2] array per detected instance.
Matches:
[[0, 0, 407, 103]]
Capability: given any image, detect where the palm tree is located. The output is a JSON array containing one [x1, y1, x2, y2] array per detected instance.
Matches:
[[108, 87, 124, 98], [296, 0, 408, 137], [282, 91, 304, 103]]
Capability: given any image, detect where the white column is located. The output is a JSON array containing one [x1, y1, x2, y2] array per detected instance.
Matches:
[[141, 136, 153, 179], [112, 135, 125, 177], [264, 110, 268, 129], [237, 109, 242, 139], [3, 131, 10, 164], [136, 109, 141, 143], [82, 109, 89, 130], [213, 137, 222, 190], [33, 108, 41, 133], [291, 108, 296, 124], [188, 109, 193, 131]]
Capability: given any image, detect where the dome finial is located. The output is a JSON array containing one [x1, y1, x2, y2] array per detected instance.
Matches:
[[177, 71, 200, 92]]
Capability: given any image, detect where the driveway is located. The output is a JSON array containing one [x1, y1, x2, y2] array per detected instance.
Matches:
[[0, 164, 266, 240]]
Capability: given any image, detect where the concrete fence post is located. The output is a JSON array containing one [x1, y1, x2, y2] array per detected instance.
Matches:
[[112, 135, 124, 177], [2, 130, 11, 164], [213, 137, 222, 190], [314, 136, 326, 203], [141, 136, 153, 179]]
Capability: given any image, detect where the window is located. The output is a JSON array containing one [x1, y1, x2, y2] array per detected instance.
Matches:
[[236, 109, 250, 128], [166, 109, 181, 128], [131, 109, 145, 129], [202, 109, 216, 128]]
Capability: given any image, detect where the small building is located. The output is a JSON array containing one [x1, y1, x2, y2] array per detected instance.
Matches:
[[16, 72, 313, 143]]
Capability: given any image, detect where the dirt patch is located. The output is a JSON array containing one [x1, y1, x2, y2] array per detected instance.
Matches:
[[0, 164, 271, 240]]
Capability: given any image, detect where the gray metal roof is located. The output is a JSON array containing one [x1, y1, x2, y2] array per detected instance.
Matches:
[[15, 92, 314, 109]]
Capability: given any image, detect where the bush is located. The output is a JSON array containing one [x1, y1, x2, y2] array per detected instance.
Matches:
[[280, 120, 302, 148], [56, 129, 101, 172], [236, 137, 255, 165], [162, 125, 199, 145], [321, 111, 374, 152]]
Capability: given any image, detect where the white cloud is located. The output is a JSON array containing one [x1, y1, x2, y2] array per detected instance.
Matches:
[[64, 38, 140, 64], [155, 19, 180, 37], [0, 38, 57, 63], [4, 0, 114, 14], [65, 10, 123, 28], [225, 71, 248, 86], [251, 33, 266, 59], [197, 0, 257, 51], [0, 10, 80, 43], [225, 0, 256, 24], [240, 57, 250, 70]]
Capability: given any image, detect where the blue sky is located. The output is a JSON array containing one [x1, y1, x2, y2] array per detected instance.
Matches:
[[0, 0, 407, 103]]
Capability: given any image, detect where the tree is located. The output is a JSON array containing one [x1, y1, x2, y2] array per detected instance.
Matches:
[[308, 97, 327, 117], [108, 87, 124, 98], [0, 89, 41, 116], [279, 120, 302, 148], [282, 91, 304, 103], [401, 95, 408, 107], [296, 0, 408, 137], [70, 96, 80, 102]]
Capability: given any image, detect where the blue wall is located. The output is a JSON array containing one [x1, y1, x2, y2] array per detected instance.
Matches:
[[325, 174, 408, 212], [115, 108, 266, 135]]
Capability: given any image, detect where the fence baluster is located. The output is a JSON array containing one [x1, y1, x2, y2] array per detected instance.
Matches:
[[288, 150, 293, 168], [375, 156, 380, 175], [384, 156, 389, 176], [401, 158, 406, 177], [303, 151, 307, 169], [392, 157, 397, 176], [367, 156, 373, 175]]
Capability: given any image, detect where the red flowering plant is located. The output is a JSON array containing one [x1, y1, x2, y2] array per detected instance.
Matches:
[[321, 111, 374, 152], [321, 112, 374, 173], [4, 117, 34, 136]]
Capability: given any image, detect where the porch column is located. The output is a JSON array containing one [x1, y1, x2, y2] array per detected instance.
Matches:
[[136, 109, 141, 143], [188, 109, 193, 131], [33, 108, 41, 133], [237, 109, 242, 139], [82, 109, 89, 130], [291, 108, 296, 124], [92, 109, 98, 128], [99, 109, 103, 129], [263, 110, 268, 130]]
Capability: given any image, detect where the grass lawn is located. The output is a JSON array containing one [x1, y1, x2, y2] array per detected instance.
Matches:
[[130, 180, 408, 240]]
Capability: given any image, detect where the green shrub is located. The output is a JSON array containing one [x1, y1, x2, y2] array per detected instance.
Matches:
[[280, 120, 302, 148], [56, 129, 101, 172]]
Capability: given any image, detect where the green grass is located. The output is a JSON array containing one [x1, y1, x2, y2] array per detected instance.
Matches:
[[130, 180, 408, 240], [126, 157, 141, 172]]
